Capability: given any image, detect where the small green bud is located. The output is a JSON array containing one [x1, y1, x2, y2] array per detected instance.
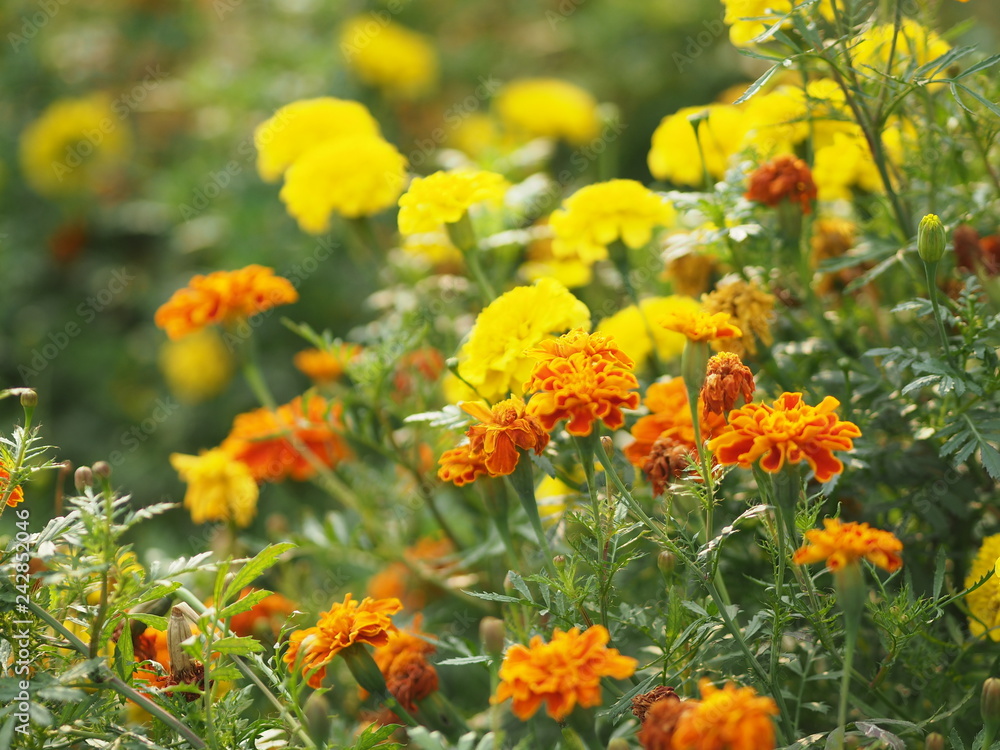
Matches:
[[982, 677, 1000, 731], [925, 732, 945, 750], [479, 616, 506, 656], [303, 692, 332, 744], [607, 740, 630, 750], [74, 466, 94, 492], [19, 389, 37, 408], [657, 550, 677, 577], [918, 214, 946, 264], [553, 554, 567, 568]]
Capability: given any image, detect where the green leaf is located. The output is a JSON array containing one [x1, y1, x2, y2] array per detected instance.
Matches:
[[219, 589, 273, 620], [950, 82, 1000, 118], [128, 613, 169, 631], [353, 722, 405, 750], [733, 64, 780, 105], [505, 571, 533, 603], [222, 542, 296, 604], [115, 616, 134, 681], [462, 589, 522, 603], [210, 636, 265, 655], [980, 442, 1000, 481], [954, 52, 1000, 80], [437, 655, 493, 666]]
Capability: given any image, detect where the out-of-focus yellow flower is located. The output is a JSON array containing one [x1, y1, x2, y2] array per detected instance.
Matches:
[[339, 15, 438, 99], [159, 329, 235, 403], [721, 0, 833, 47], [397, 169, 508, 235], [402, 233, 464, 270], [253, 98, 380, 182], [660, 309, 742, 343], [170, 448, 259, 528], [965, 534, 1000, 641], [742, 86, 809, 156], [456, 278, 590, 402], [550, 180, 676, 264], [449, 113, 500, 159], [536, 476, 579, 529], [520, 226, 593, 289], [20, 94, 130, 196], [494, 78, 601, 146], [852, 20, 951, 73], [812, 129, 888, 201], [280, 135, 407, 233], [648, 104, 746, 187], [597, 296, 700, 368]]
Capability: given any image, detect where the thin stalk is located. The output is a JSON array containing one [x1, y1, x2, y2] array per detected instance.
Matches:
[[924, 261, 954, 365], [575, 431, 608, 628], [0, 402, 34, 515]]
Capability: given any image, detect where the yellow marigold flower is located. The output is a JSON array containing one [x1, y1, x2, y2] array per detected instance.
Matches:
[[280, 135, 407, 233], [493, 625, 637, 721], [283, 594, 402, 689], [660, 309, 743, 343], [812, 131, 881, 201], [462, 396, 551, 477], [169, 448, 259, 528], [794, 519, 903, 573], [722, 0, 833, 47], [549, 180, 676, 265], [20, 94, 130, 197], [253, 97, 380, 182], [701, 278, 775, 357], [524, 331, 640, 437], [397, 169, 509, 236], [852, 20, 950, 73], [964, 534, 1000, 641], [741, 87, 811, 156], [294, 344, 362, 383], [456, 278, 590, 402], [536, 476, 580, 529], [707, 392, 861, 482], [673, 678, 779, 750], [648, 105, 746, 187], [155, 265, 298, 340], [1, 466, 24, 508], [702, 352, 755, 417], [402, 232, 464, 270], [158, 329, 234, 404], [598, 296, 700, 368], [339, 15, 438, 99], [494, 78, 601, 146]]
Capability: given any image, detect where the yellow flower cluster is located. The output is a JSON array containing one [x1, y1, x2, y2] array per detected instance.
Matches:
[[339, 15, 439, 99], [494, 78, 601, 146], [550, 180, 676, 264], [455, 278, 590, 402], [254, 97, 407, 233], [397, 169, 509, 236], [20, 94, 130, 196], [169, 448, 259, 528], [852, 20, 951, 73]]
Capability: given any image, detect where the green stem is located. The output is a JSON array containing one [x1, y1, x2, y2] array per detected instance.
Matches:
[[449, 212, 496, 302], [924, 260, 954, 365], [506, 452, 556, 575], [575, 431, 608, 628]]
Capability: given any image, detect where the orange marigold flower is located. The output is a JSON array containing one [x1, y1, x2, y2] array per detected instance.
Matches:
[[1, 467, 24, 507], [294, 344, 362, 383], [222, 395, 350, 483], [283, 594, 402, 688], [493, 625, 637, 721], [624, 378, 724, 468], [638, 695, 698, 750], [134, 627, 171, 690], [461, 396, 550, 477], [701, 352, 755, 417], [793, 518, 903, 573], [706, 392, 860, 482], [659, 309, 742, 343], [437, 444, 489, 486], [524, 332, 641, 436], [672, 679, 779, 750], [365, 619, 439, 712], [228, 588, 298, 639], [745, 155, 818, 213], [155, 265, 298, 340]]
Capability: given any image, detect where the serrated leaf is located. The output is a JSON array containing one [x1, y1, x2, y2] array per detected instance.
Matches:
[[461, 589, 521, 603], [223, 543, 296, 603], [128, 613, 169, 631], [901, 375, 939, 395], [955, 52, 1000, 80], [505, 571, 533, 603], [210, 636, 265, 655], [209, 665, 242, 681], [219, 589, 273, 620], [980, 441, 1000, 481], [733, 64, 780, 105]]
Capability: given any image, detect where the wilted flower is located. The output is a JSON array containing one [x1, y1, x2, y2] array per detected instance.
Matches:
[[793, 519, 903, 573], [707, 392, 860, 482], [493, 625, 637, 721], [745, 155, 817, 213], [701, 352, 755, 416], [494, 78, 601, 145], [339, 15, 438, 99], [638, 693, 698, 750], [364, 620, 439, 712], [625, 377, 724, 469], [155, 266, 298, 341], [169, 447, 259, 527], [643, 435, 697, 496]]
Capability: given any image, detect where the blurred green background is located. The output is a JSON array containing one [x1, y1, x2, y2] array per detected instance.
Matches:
[[1, 0, 997, 540]]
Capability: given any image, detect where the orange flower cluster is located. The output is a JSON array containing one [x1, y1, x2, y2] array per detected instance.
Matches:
[[745, 155, 818, 213], [701, 352, 755, 417], [294, 343, 362, 383], [155, 265, 298, 340], [659, 309, 742, 343], [625, 378, 725, 468], [283, 594, 402, 688], [227, 588, 298, 639], [368, 535, 455, 610], [523, 329, 640, 436], [1, 467, 24, 507], [493, 625, 637, 721], [672, 679, 779, 750], [707, 392, 861, 483], [794, 518, 903, 573], [437, 396, 549, 484], [222, 395, 350, 482], [365, 620, 439, 712]]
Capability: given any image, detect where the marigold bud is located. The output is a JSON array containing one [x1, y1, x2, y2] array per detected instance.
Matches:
[[918, 214, 947, 264], [92, 461, 111, 479], [553, 554, 567, 568], [601, 435, 614, 458], [304, 692, 331, 743], [982, 678, 1000, 731], [19, 389, 38, 408], [74, 466, 94, 492], [657, 551, 676, 578], [925, 732, 945, 750], [479, 616, 505, 656], [606, 740, 629, 750]]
